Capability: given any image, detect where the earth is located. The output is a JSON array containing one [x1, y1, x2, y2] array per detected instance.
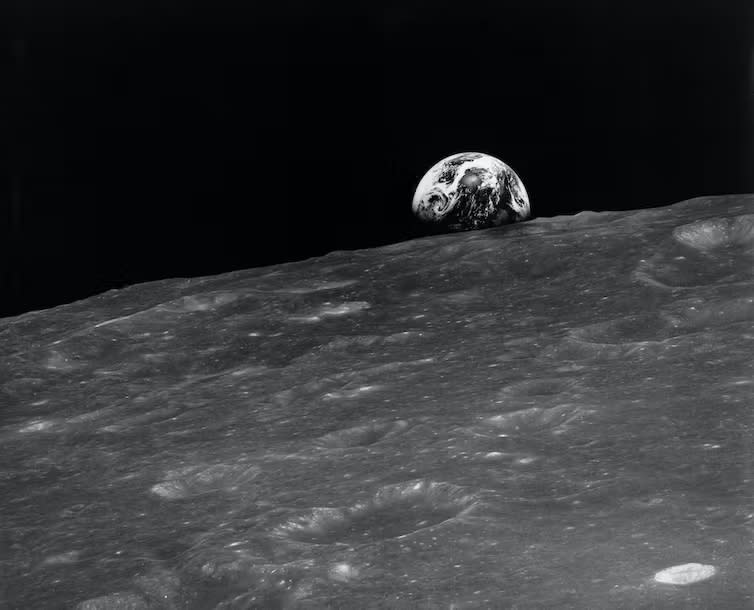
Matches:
[[412, 152, 531, 231]]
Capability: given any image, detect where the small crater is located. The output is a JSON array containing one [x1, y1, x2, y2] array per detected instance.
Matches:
[[315, 420, 409, 449], [289, 301, 371, 323], [40, 550, 81, 566], [321, 384, 384, 400], [665, 296, 754, 330], [101, 405, 183, 432], [151, 464, 261, 500], [18, 418, 58, 434], [673, 215, 754, 251], [43, 350, 78, 372], [273, 480, 476, 545], [163, 292, 239, 313], [319, 335, 382, 352], [653, 563, 717, 585], [329, 562, 360, 583], [571, 314, 672, 345], [277, 279, 357, 294], [133, 567, 182, 607], [506, 474, 618, 505], [635, 225, 754, 289], [482, 404, 593, 436], [211, 564, 313, 609], [438, 289, 485, 305], [497, 377, 578, 403], [182, 553, 314, 609], [75, 592, 149, 610]]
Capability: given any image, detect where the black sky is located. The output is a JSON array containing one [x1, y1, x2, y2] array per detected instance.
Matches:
[[4, 0, 753, 318]]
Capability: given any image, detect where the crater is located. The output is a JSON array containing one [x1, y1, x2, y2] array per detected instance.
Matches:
[[673, 214, 754, 251], [653, 563, 717, 585], [314, 420, 409, 449], [498, 377, 578, 401], [163, 292, 239, 313], [506, 473, 618, 505], [74, 592, 149, 609], [665, 296, 754, 330], [482, 404, 593, 436], [634, 233, 754, 289], [180, 551, 313, 609], [571, 314, 673, 345], [288, 301, 371, 323], [150, 464, 262, 500], [277, 279, 357, 294], [273, 480, 476, 545]]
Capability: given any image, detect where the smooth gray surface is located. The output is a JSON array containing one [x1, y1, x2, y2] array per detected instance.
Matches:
[[1, 195, 753, 608]]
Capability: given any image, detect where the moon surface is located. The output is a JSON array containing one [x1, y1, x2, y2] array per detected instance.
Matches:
[[1, 194, 753, 608]]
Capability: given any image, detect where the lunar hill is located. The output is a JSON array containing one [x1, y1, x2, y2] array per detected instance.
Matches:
[[1, 195, 753, 608]]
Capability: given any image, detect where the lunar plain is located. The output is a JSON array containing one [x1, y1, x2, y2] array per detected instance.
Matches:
[[1, 195, 753, 608]]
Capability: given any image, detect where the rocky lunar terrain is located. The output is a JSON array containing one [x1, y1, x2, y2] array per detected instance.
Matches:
[[1, 195, 752, 608]]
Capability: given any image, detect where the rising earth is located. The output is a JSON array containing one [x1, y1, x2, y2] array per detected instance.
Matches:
[[412, 152, 530, 231], [1, 195, 753, 608]]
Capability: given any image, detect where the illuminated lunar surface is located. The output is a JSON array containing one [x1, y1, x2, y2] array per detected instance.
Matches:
[[1, 195, 753, 609], [653, 563, 717, 585]]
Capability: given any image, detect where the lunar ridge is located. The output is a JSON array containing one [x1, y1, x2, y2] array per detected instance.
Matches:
[[1, 194, 753, 608]]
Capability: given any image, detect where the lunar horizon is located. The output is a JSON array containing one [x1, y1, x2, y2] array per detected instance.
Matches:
[[1, 194, 752, 608]]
